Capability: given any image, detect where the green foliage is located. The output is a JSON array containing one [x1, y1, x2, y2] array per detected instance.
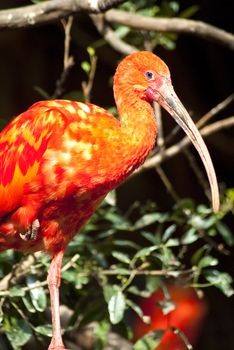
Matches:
[[0, 189, 233, 348], [113, 0, 198, 51], [133, 330, 165, 350], [3, 317, 32, 350]]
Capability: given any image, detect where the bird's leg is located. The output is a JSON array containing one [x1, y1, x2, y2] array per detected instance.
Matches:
[[48, 250, 68, 350]]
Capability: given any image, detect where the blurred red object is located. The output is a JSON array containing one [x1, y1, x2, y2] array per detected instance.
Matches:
[[133, 285, 207, 349]]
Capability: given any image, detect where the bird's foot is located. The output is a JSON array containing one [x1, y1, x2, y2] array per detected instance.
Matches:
[[19, 219, 40, 241]]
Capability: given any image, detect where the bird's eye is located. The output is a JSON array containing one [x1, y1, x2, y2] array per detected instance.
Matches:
[[145, 71, 154, 80]]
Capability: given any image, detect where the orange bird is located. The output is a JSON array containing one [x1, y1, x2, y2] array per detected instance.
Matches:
[[0, 51, 219, 350], [133, 285, 208, 350]]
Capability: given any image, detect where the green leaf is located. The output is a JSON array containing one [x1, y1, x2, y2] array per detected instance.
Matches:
[[30, 0, 47, 3], [3, 317, 32, 350], [204, 269, 234, 297], [146, 276, 161, 294], [103, 284, 115, 303], [158, 34, 177, 50], [138, 6, 160, 17], [170, 327, 193, 350], [112, 251, 131, 264], [127, 285, 151, 298], [115, 25, 131, 39], [197, 205, 212, 215], [108, 287, 126, 324], [191, 246, 207, 266], [134, 245, 160, 259], [162, 224, 176, 242], [165, 238, 179, 247], [104, 191, 116, 206], [94, 320, 110, 346], [62, 270, 89, 289], [87, 46, 95, 57], [133, 213, 162, 230], [179, 5, 199, 19], [141, 231, 160, 244], [126, 299, 150, 324], [189, 214, 216, 229], [104, 211, 127, 227], [198, 256, 218, 269], [34, 324, 53, 337], [9, 287, 25, 297], [216, 221, 234, 246], [113, 239, 140, 250], [157, 300, 176, 315], [26, 276, 47, 312], [182, 228, 198, 244], [22, 296, 36, 313], [81, 61, 91, 73], [133, 331, 165, 350]]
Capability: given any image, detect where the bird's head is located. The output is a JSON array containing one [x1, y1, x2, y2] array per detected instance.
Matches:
[[114, 51, 220, 213]]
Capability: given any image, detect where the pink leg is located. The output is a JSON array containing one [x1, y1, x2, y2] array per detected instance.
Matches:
[[47, 250, 68, 350]]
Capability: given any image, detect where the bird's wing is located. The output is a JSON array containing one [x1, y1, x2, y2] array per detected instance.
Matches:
[[0, 101, 70, 218], [0, 100, 118, 220]]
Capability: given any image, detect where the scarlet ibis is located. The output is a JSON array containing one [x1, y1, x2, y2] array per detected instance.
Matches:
[[133, 285, 207, 350], [0, 51, 219, 349]]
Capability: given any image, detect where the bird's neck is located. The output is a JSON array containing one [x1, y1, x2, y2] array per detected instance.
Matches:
[[114, 84, 157, 174]]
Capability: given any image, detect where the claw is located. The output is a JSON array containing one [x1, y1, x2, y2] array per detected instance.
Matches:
[[19, 219, 40, 241]]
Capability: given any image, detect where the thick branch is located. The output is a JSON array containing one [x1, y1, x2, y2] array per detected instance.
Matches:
[[91, 14, 137, 55], [134, 116, 234, 175], [105, 10, 234, 50], [0, 0, 125, 29], [0, 2, 233, 52]]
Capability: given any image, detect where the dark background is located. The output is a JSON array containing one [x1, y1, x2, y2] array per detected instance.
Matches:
[[0, 0, 233, 349]]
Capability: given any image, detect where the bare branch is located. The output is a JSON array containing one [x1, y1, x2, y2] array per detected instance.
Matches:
[[183, 148, 210, 201], [164, 94, 234, 146], [196, 93, 234, 129], [91, 14, 137, 55], [0, 253, 80, 297], [105, 9, 234, 50], [62, 16, 74, 69], [155, 166, 181, 203], [0, 0, 126, 29], [52, 16, 74, 99], [199, 230, 230, 256], [153, 103, 181, 203], [134, 116, 234, 175], [81, 49, 98, 102], [0, 252, 42, 291], [0, 262, 192, 297]]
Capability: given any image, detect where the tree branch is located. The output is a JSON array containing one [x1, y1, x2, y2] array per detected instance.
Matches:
[[134, 116, 234, 176], [196, 93, 234, 129], [105, 9, 234, 50], [0, 0, 126, 29], [0, 2, 233, 52], [0, 252, 42, 291], [52, 16, 75, 98], [91, 14, 137, 55]]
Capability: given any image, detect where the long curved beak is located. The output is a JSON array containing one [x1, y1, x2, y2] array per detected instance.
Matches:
[[153, 81, 220, 213]]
